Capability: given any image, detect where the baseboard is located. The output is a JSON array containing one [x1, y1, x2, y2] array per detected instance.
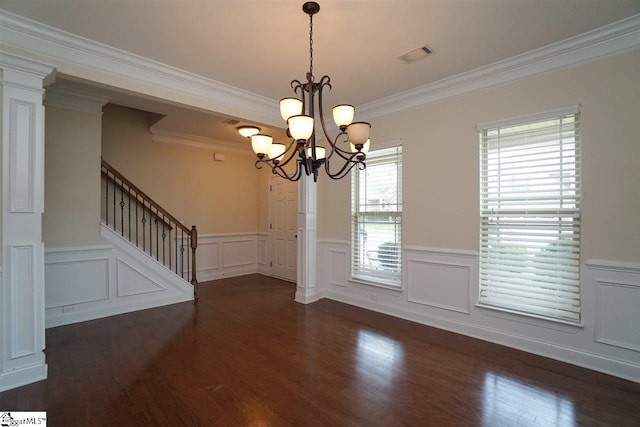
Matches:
[[0, 362, 47, 393]]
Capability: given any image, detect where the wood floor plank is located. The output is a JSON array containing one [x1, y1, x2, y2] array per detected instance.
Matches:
[[1, 274, 638, 426]]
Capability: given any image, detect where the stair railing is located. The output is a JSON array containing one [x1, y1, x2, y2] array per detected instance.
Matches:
[[101, 158, 198, 299]]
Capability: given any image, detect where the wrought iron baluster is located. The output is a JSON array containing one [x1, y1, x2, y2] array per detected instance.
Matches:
[[180, 229, 185, 279], [142, 205, 146, 252], [149, 205, 153, 258], [155, 208, 159, 262], [168, 223, 172, 271], [175, 227, 179, 275], [112, 174, 117, 232], [127, 186, 131, 241], [162, 213, 166, 265], [120, 180, 125, 237], [135, 192, 139, 246], [105, 170, 109, 226]]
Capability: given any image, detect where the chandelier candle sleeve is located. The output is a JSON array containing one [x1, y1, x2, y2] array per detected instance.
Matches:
[[251, 1, 371, 181]]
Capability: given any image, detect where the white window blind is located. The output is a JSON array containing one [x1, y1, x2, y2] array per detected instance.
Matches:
[[351, 146, 402, 287], [478, 108, 581, 323]]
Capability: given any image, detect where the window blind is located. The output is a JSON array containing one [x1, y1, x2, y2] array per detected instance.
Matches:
[[351, 146, 402, 286], [479, 109, 581, 323]]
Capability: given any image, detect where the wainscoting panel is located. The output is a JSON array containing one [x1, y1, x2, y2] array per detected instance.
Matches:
[[318, 240, 640, 383], [45, 227, 194, 328], [222, 239, 254, 268], [328, 246, 349, 287], [196, 234, 258, 281], [45, 252, 110, 308], [589, 260, 640, 353], [8, 244, 38, 359], [595, 280, 640, 351], [116, 257, 167, 297], [257, 233, 269, 275], [407, 258, 471, 314]]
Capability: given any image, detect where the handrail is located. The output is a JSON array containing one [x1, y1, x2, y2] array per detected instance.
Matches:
[[100, 170, 174, 230], [101, 157, 198, 299], [101, 159, 190, 234]]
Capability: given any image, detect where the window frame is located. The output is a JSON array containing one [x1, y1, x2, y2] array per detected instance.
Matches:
[[350, 143, 403, 289], [477, 106, 582, 325]]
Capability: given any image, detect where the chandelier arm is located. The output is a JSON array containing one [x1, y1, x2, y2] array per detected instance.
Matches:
[[325, 158, 364, 180], [316, 75, 334, 144], [272, 163, 303, 181], [290, 80, 306, 113], [269, 139, 302, 170], [325, 152, 364, 177], [329, 144, 360, 162]]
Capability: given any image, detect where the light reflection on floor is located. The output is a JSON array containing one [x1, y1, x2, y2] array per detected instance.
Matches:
[[482, 372, 575, 426], [355, 330, 405, 394]]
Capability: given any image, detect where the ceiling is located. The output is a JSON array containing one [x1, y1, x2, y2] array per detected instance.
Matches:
[[2, 0, 639, 144]]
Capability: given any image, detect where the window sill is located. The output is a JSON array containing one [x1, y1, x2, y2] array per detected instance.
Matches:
[[349, 277, 403, 292], [475, 303, 584, 331]]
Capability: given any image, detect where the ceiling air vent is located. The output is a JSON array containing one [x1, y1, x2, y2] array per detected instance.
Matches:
[[223, 118, 240, 125], [398, 46, 433, 64]]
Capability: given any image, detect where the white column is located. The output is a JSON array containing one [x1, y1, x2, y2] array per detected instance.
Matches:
[[295, 173, 319, 304], [0, 52, 55, 392]]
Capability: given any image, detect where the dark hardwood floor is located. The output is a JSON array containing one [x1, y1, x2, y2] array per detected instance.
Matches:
[[1, 274, 638, 426]]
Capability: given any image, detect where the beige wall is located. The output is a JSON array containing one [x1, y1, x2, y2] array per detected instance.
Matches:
[[43, 106, 103, 248], [102, 104, 261, 235], [319, 49, 640, 263], [256, 167, 271, 233]]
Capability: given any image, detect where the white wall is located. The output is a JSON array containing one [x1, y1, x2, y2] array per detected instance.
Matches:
[[317, 49, 640, 382]]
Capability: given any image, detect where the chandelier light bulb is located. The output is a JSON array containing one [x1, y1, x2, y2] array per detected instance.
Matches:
[[280, 98, 303, 122], [251, 134, 273, 155], [307, 146, 326, 160], [268, 143, 287, 160], [346, 122, 371, 145], [288, 115, 314, 140], [332, 104, 355, 128]]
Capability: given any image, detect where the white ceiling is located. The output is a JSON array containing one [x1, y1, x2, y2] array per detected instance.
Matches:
[[2, 0, 639, 142]]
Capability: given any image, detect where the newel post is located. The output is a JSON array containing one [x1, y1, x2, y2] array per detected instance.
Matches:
[[190, 225, 198, 300]]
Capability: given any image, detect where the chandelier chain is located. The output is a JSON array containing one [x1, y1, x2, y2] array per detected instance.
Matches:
[[309, 13, 314, 79]]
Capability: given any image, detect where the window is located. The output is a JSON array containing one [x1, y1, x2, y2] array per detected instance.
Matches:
[[478, 107, 581, 323], [351, 145, 402, 287]]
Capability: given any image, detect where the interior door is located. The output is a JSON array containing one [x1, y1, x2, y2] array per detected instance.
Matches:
[[270, 177, 297, 282]]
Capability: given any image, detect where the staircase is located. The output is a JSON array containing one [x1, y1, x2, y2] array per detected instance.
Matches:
[[101, 158, 199, 299]]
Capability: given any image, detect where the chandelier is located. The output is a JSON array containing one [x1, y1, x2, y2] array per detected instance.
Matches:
[[248, 1, 371, 182]]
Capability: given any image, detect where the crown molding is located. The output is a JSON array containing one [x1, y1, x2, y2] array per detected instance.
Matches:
[[0, 50, 56, 88], [44, 84, 109, 114], [150, 128, 253, 156], [2, 10, 639, 123], [358, 14, 640, 120], [0, 10, 281, 126]]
